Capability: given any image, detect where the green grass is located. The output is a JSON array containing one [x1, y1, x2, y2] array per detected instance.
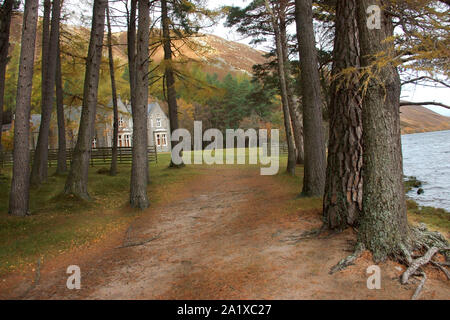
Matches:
[[0, 154, 203, 276], [403, 177, 449, 235], [407, 200, 450, 235]]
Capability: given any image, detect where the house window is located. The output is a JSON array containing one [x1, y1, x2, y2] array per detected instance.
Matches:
[[118, 135, 123, 147], [124, 134, 131, 147], [156, 133, 167, 147], [156, 118, 162, 128], [119, 116, 124, 128]]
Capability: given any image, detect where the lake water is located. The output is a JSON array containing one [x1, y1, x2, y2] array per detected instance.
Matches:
[[402, 130, 450, 211]]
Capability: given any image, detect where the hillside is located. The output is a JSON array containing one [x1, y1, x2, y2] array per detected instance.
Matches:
[[9, 13, 267, 78], [7, 14, 450, 134], [400, 105, 450, 134]]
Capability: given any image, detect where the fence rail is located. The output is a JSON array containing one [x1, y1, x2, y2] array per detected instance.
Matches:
[[0, 146, 158, 168]]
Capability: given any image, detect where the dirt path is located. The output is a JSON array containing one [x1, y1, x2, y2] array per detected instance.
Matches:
[[3, 167, 449, 299]]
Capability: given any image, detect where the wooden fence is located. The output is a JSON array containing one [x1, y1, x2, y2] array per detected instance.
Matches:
[[260, 143, 289, 155], [0, 146, 158, 168]]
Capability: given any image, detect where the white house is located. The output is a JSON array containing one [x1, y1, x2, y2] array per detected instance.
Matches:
[[96, 97, 172, 152], [28, 97, 172, 153]]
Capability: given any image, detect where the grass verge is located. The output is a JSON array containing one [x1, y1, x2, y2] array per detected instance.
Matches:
[[0, 154, 202, 276]]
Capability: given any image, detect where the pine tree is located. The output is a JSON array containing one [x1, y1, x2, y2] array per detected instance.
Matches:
[[9, 0, 39, 216], [0, 0, 16, 155], [294, 0, 327, 197], [129, 0, 150, 209], [64, 0, 107, 200], [31, 0, 62, 185], [323, 0, 363, 230]]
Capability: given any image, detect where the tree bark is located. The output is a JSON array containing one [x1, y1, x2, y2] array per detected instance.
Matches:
[[9, 0, 39, 216], [356, 0, 409, 262], [64, 0, 107, 199], [106, 4, 118, 176], [130, 0, 150, 209], [31, 0, 62, 185], [127, 0, 137, 104], [323, 0, 363, 230], [161, 0, 184, 168], [279, 2, 304, 165], [55, 34, 67, 174], [0, 0, 15, 155], [264, 0, 296, 175], [294, 0, 327, 196]]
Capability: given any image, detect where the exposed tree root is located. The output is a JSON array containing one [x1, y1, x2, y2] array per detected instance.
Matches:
[[399, 225, 450, 300], [282, 225, 328, 244], [116, 234, 161, 249], [430, 261, 450, 280], [411, 271, 427, 300], [401, 247, 439, 284], [328, 224, 449, 300], [329, 243, 365, 275]]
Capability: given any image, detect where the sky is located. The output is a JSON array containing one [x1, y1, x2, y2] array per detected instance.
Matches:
[[64, 0, 450, 116]]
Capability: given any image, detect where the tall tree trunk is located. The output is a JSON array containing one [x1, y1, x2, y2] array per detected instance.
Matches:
[[323, 0, 363, 230], [64, 0, 107, 199], [127, 0, 137, 104], [130, 0, 150, 209], [294, 0, 327, 196], [0, 0, 15, 155], [279, 8, 304, 166], [356, 0, 409, 262], [161, 0, 184, 168], [264, 0, 296, 175], [31, 0, 61, 185], [106, 4, 118, 176], [9, 0, 39, 216], [55, 36, 67, 174]]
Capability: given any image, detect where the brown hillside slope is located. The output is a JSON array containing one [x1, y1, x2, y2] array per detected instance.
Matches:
[[10, 13, 266, 77], [400, 105, 450, 134], [113, 32, 267, 76], [8, 14, 449, 134]]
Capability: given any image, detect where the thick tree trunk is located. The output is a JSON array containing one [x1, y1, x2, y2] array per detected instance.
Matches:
[[294, 0, 327, 196], [130, 0, 150, 209], [9, 0, 39, 216], [356, 0, 409, 262], [279, 5, 304, 165], [106, 4, 118, 176], [323, 0, 363, 230], [55, 8, 67, 175], [64, 0, 107, 199], [264, 0, 296, 175], [0, 0, 14, 155], [161, 0, 184, 168], [31, 0, 62, 185]]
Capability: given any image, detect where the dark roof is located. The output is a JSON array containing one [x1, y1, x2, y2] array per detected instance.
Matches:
[[148, 102, 159, 114], [124, 101, 164, 116]]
